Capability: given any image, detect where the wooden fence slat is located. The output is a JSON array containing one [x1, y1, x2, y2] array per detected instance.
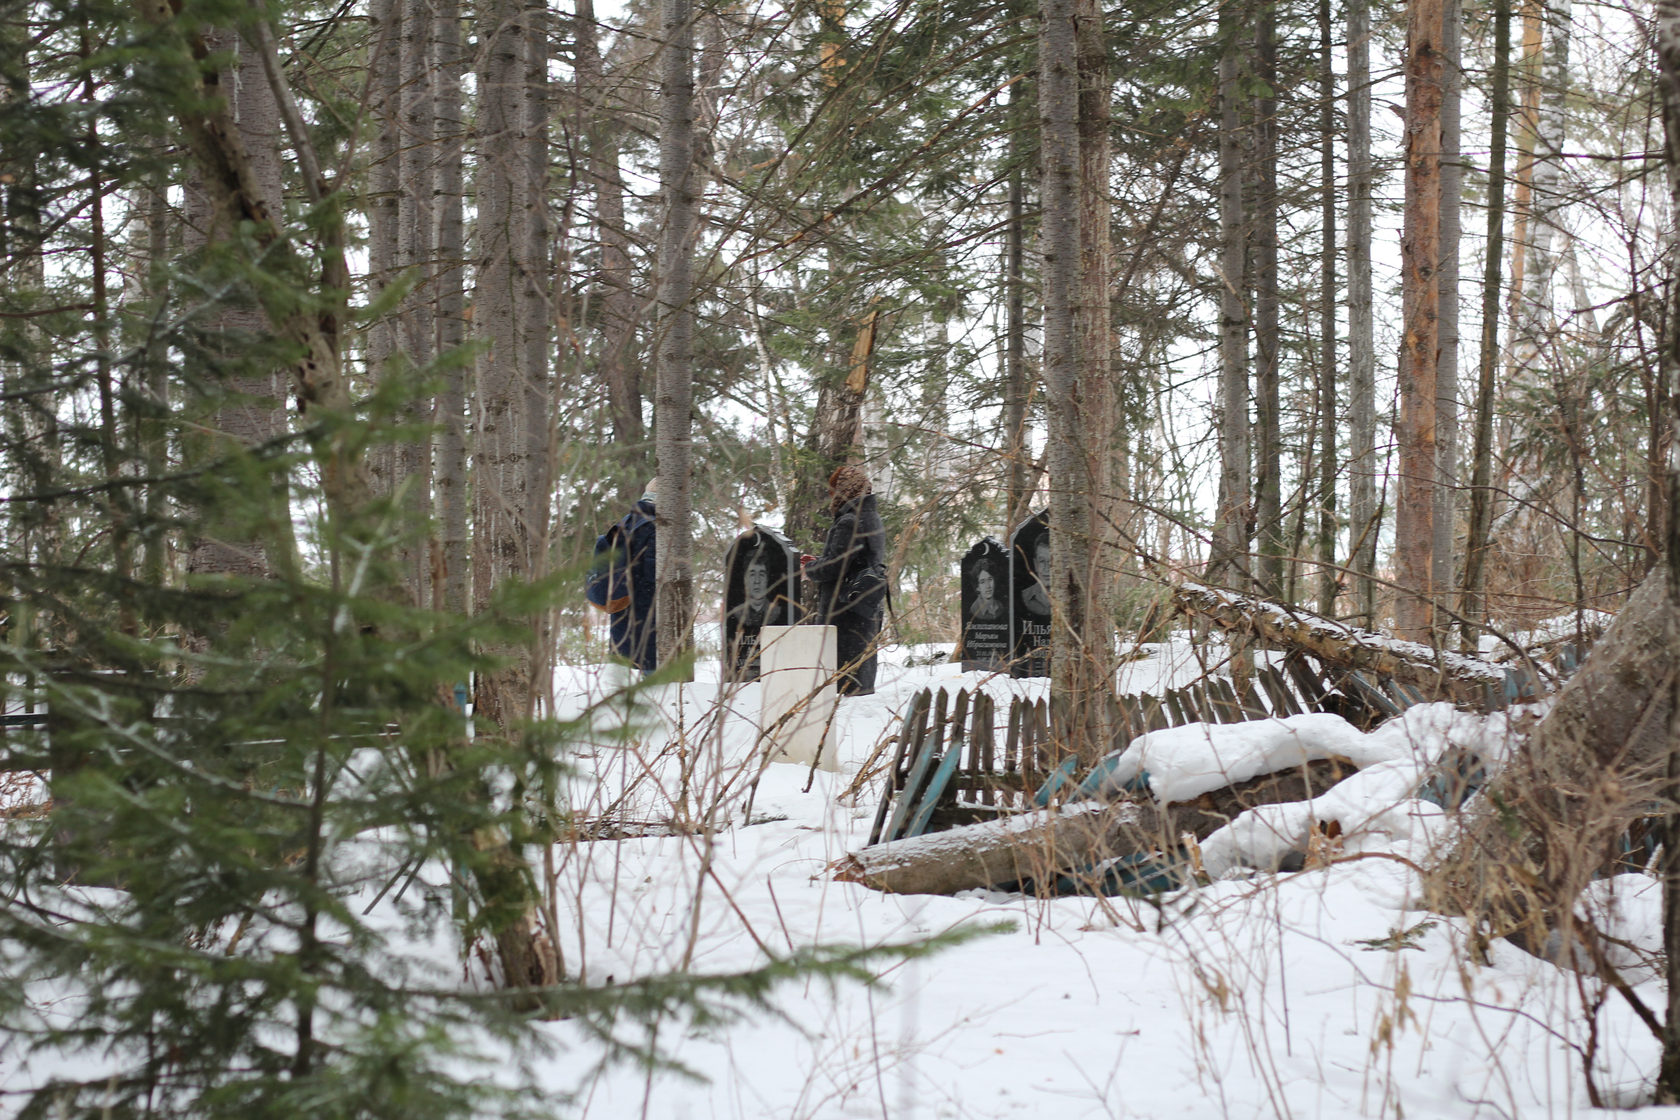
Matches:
[[1258, 665, 1300, 715], [868, 689, 930, 846], [1284, 653, 1330, 711]]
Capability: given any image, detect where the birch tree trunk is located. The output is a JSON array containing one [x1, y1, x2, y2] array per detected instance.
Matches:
[[1394, 0, 1445, 642], [655, 0, 696, 673], [1347, 0, 1377, 626], [1511, 0, 1571, 386]]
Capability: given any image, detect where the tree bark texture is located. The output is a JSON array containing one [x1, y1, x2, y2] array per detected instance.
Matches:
[[1252, 5, 1283, 600], [1432, 571, 1676, 952], [1653, 0, 1680, 1095], [397, 0, 435, 608], [472, 0, 533, 727], [434, 0, 469, 617], [1003, 78, 1032, 537], [1039, 0, 1111, 767], [1209, 6, 1250, 591], [1462, 0, 1512, 644], [576, 0, 646, 505], [1315, 0, 1338, 618], [1347, 0, 1377, 626], [183, 30, 293, 583], [655, 0, 696, 673], [1432, 0, 1461, 622], [1395, 0, 1444, 642]]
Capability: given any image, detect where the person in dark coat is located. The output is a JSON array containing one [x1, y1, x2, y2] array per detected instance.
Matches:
[[804, 465, 887, 696], [585, 481, 659, 672]]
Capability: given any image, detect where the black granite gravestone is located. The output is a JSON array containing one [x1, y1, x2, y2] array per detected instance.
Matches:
[[723, 525, 803, 682], [1010, 510, 1051, 678], [960, 537, 1010, 672]]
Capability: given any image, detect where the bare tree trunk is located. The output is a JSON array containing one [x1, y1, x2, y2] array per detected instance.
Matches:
[[1003, 78, 1032, 537], [1461, 0, 1512, 645], [1074, 0, 1116, 758], [576, 0, 645, 506], [1316, 0, 1338, 618], [1394, 0, 1444, 643], [398, 0, 435, 608], [522, 4, 554, 704], [367, 0, 400, 505], [1039, 0, 1110, 767], [655, 0, 696, 674], [1433, 0, 1462, 628], [472, 0, 532, 726], [1512, 0, 1571, 386], [434, 0, 469, 618], [1252, 4, 1282, 600], [1209, 5, 1250, 591], [1656, 0, 1680, 1097], [185, 30, 293, 582], [1347, 0, 1377, 626]]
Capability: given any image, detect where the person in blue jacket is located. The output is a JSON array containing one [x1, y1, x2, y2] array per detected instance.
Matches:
[[804, 465, 887, 696], [586, 481, 659, 672]]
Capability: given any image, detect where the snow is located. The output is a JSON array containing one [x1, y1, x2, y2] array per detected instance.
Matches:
[[9, 638, 1679, 1118]]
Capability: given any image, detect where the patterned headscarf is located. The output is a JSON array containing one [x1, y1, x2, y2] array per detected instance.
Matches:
[[828, 464, 871, 512]]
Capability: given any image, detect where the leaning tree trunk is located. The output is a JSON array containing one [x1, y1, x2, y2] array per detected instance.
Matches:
[[1432, 570, 1677, 949]]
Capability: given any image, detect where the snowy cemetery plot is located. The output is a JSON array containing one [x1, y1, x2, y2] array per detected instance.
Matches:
[[525, 634, 1680, 1118], [7, 630, 1677, 1118]]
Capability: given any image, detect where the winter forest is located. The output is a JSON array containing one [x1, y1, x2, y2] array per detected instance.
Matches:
[[9, 0, 1680, 1112]]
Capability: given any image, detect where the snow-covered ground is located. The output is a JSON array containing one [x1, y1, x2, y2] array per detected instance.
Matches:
[[534, 640, 1679, 1120], [6, 637, 1675, 1118]]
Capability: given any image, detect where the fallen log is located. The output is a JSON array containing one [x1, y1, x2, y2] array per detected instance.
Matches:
[[834, 800, 1166, 896], [1174, 582, 1506, 707], [836, 757, 1363, 896]]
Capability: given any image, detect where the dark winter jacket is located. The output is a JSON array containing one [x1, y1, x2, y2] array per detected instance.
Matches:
[[805, 493, 886, 621], [806, 494, 886, 694], [586, 498, 658, 671]]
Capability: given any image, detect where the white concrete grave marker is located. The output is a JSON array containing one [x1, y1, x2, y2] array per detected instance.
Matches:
[[758, 624, 838, 771]]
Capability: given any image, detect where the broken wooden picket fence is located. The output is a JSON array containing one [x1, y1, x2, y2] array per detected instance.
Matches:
[[866, 654, 1364, 847]]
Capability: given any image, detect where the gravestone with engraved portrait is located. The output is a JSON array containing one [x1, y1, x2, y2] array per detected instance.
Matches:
[[960, 537, 1010, 672], [1010, 511, 1051, 678], [723, 525, 803, 682]]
